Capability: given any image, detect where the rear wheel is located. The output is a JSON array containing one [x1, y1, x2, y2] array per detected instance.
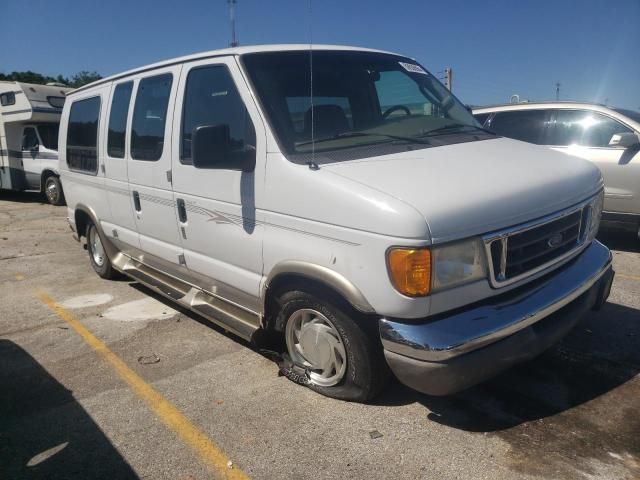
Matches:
[[87, 221, 119, 279], [44, 176, 65, 206], [276, 290, 388, 402]]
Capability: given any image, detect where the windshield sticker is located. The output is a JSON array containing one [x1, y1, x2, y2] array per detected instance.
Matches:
[[399, 62, 427, 74]]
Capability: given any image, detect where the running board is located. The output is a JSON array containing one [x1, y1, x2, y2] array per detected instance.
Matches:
[[114, 254, 260, 342]]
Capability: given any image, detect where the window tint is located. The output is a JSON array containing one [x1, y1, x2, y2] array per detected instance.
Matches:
[[473, 113, 490, 126], [37, 124, 59, 150], [551, 110, 633, 147], [181, 65, 255, 164], [131, 74, 172, 161], [0, 92, 16, 106], [107, 82, 133, 158], [488, 110, 548, 144], [47, 96, 65, 108], [375, 70, 438, 118], [67, 96, 100, 173], [22, 127, 39, 150]]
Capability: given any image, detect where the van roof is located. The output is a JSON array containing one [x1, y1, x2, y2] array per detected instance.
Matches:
[[70, 44, 402, 95]]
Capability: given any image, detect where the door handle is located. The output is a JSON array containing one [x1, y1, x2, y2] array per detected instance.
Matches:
[[177, 198, 187, 223], [133, 191, 141, 212]]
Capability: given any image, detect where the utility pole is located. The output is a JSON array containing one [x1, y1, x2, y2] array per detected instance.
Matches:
[[444, 67, 453, 92], [555, 81, 561, 101], [228, 0, 239, 47]]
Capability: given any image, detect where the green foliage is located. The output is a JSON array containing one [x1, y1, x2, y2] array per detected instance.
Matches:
[[0, 70, 102, 88]]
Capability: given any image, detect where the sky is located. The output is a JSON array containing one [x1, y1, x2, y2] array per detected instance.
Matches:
[[2, 0, 639, 109]]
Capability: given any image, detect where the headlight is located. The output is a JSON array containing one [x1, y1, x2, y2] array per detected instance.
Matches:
[[386, 238, 487, 297], [587, 190, 604, 241], [432, 238, 487, 291]]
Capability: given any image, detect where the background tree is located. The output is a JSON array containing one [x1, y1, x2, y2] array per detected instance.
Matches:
[[0, 70, 102, 88]]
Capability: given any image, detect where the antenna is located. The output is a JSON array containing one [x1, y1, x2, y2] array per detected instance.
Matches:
[[555, 81, 561, 101], [307, 0, 318, 170], [228, 0, 239, 47]]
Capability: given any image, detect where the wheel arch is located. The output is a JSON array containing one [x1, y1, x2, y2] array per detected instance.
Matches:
[[73, 204, 119, 260], [263, 261, 375, 331]]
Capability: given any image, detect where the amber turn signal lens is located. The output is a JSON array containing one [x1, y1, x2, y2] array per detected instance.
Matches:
[[387, 248, 431, 297]]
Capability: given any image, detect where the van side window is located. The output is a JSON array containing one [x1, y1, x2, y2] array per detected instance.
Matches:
[[131, 74, 172, 161], [107, 82, 133, 158], [67, 96, 101, 173], [181, 66, 255, 164]]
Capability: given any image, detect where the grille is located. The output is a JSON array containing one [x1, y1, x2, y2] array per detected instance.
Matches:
[[487, 205, 591, 286]]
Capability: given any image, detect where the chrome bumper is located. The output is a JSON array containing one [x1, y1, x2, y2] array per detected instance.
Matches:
[[379, 240, 614, 395]]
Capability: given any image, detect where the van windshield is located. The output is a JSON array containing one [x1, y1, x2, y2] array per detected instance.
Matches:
[[241, 50, 486, 162]]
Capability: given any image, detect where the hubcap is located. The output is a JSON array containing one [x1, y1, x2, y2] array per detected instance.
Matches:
[[285, 308, 347, 387], [89, 227, 105, 267], [45, 179, 59, 204]]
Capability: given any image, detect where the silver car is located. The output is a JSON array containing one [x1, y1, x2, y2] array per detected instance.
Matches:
[[473, 102, 640, 238]]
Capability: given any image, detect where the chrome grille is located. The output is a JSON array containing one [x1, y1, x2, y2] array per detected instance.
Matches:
[[485, 200, 594, 287]]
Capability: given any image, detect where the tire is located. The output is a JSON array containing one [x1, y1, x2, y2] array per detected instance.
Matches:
[[86, 221, 119, 279], [275, 290, 389, 402], [44, 175, 65, 206]]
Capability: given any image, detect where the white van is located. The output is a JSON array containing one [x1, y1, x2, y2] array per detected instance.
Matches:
[[1, 81, 73, 204], [60, 45, 614, 401]]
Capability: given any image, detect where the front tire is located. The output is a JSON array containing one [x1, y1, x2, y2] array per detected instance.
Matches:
[[276, 290, 388, 402], [44, 176, 65, 206], [86, 221, 119, 279]]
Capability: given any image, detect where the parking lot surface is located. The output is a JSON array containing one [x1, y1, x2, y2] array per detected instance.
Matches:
[[1, 191, 639, 480]]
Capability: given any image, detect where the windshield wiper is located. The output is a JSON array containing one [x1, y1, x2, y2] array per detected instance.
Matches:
[[422, 124, 496, 136], [296, 131, 429, 147]]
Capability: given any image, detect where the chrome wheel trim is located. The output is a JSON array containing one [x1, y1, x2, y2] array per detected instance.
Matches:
[[45, 178, 59, 204], [89, 226, 106, 267], [285, 308, 347, 387]]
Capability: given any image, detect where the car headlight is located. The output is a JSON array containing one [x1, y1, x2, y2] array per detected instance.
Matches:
[[587, 190, 604, 242], [431, 238, 487, 291], [386, 238, 487, 297]]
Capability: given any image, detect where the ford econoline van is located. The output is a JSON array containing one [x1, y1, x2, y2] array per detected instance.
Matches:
[[60, 45, 614, 401]]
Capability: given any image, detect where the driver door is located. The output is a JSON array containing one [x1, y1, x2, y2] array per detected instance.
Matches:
[[20, 126, 41, 189]]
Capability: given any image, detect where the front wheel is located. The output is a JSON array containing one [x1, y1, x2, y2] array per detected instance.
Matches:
[[44, 176, 65, 206], [87, 221, 119, 279], [276, 290, 388, 402]]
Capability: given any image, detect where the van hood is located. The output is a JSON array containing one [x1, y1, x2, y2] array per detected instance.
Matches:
[[323, 137, 603, 243]]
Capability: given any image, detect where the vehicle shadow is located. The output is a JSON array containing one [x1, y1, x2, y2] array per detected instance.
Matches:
[[374, 301, 640, 432], [0, 339, 138, 479], [0, 190, 47, 204], [598, 229, 640, 253]]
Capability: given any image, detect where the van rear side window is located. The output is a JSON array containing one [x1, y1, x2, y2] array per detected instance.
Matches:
[[131, 74, 172, 161], [107, 82, 133, 158], [67, 96, 101, 174]]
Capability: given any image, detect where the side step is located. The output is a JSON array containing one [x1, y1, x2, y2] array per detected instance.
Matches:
[[117, 255, 260, 342]]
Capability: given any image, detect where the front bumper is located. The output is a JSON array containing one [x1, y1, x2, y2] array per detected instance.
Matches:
[[380, 240, 614, 396]]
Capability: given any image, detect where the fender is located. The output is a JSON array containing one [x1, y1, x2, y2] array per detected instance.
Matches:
[[264, 260, 375, 314], [73, 203, 121, 262]]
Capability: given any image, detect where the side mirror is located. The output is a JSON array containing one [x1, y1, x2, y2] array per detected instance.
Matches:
[[609, 132, 640, 149], [192, 124, 255, 172]]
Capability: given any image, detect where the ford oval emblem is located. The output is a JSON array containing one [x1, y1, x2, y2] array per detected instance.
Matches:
[[547, 233, 563, 248]]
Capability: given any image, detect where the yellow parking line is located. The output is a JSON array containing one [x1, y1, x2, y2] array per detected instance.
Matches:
[[15, 273, 25, 281], [38, 292, 249, 480], [617, 273, 640, 282]]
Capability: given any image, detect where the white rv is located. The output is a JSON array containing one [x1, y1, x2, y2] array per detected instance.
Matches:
[[0, 81, 73, 204], [60, 45, 613, 401]]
